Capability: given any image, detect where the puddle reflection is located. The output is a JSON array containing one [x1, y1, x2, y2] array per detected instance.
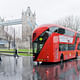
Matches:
[[0, 56, 33, 80], [33, 59, 80, 80]]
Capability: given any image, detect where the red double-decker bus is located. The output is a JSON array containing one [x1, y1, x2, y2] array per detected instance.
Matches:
[[32, 24, 80, 63]]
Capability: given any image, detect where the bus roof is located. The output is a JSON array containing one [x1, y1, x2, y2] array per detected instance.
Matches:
[[39, 24, 76, 33]]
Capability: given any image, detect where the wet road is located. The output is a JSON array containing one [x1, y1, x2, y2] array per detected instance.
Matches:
[[0, 55, 33, 80], [33, 58, 80, 80], [1, 55, 80, 80]]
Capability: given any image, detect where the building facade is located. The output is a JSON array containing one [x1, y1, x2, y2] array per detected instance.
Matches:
[[0, 17, 9, 48]]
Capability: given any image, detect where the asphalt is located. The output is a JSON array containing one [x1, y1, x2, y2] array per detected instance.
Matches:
[[33, 58, 80, 80]]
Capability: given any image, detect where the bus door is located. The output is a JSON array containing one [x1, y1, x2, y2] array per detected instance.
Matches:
[[53, 34, 59, 61]]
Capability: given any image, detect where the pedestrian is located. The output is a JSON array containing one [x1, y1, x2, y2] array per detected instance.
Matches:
[[14, 48, 19, 57], [0, 56, 2, 61]]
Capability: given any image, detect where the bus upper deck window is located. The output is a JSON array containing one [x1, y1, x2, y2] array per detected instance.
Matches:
[[58, 28, 65, 34], [49, 27, 58, 33]]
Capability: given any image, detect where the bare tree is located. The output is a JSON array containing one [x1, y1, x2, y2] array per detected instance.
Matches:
[[55, 16, 80, 31], [5, 31, 12, 49], [4, 26, 13, 49]]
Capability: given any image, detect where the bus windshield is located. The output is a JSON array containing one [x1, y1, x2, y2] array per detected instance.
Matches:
[[33, 42, 44, 54], [33, 29, 49, 54]]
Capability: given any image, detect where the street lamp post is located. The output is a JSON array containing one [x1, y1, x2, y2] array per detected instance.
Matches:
[[14, 28, 15, 49], [13, 28, 18, 57]]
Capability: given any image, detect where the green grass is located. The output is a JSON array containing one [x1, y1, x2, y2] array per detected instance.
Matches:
[[3, 52, 33, 56], [0, 49, 33, 56], [18, 49, 28, 52], [8, 53, 33, 56], [18, 53, 33, 56], [0, 49, 32, 52], [18, 49, 32, 52], [0, 49, 14, 51]]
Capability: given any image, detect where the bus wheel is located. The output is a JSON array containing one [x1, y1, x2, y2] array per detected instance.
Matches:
[[76, 52, 78, 59], [60, 54, 64, 63]]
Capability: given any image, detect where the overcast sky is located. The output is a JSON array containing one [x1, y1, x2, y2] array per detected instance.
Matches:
[[0, 0, 80, 25]]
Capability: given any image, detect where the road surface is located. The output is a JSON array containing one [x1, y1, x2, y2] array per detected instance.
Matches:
[[0, 55, 33, 80]]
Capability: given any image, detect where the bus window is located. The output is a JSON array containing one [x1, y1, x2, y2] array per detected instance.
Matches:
[[33, 43, 37, 53], [49, 26, 75, 36], [49, 27, 65, 34], [59, 44, 75, 51], [43, 32, 48, 41], [33, 33, 36, 39], [40, 44, 44, 51], [77, 43, 80, 50], [49, 27, 58, 33], [68, 44, 75, 50], [58, 28, 65, 34], [65, 30, 75, 36], [33, 42, 44, 54], [59, 44, 68, 51], [77, 33, 80, 38]]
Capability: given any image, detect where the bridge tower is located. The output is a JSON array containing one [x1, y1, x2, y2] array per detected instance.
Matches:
[[21, 7, 36, 48], [22, 7, 36, 40]]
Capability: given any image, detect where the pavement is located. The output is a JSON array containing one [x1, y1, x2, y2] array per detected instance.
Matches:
[[0, 55, 33, 80]]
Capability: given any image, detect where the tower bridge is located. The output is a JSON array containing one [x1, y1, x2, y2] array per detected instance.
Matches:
[[0, 7, 37, 49], [0, 6, 37, 28], [0, 18, 38, 30], [0, 19, 22, 26]]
